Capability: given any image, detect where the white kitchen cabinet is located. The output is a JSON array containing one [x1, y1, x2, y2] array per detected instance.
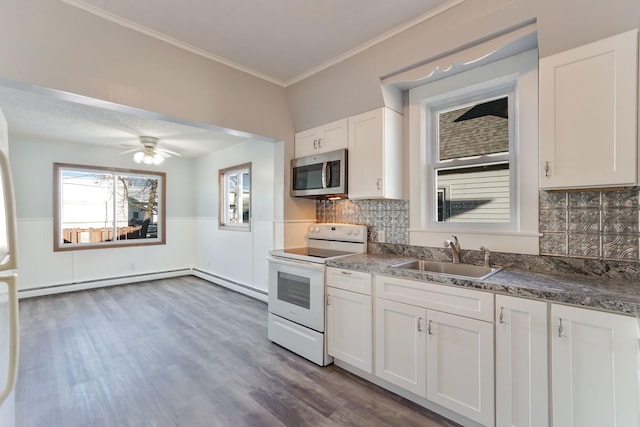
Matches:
[[348, 107, 403, 199], [326, 268, 373, 373], [294, 118, 348, 158], [551, 304, 640, 427], [374, 297, 427, 397], [495, 296, 548, 427], [539, 29, 639, 189], [426, 310, 495, 427], [374, 275, 495, 425]]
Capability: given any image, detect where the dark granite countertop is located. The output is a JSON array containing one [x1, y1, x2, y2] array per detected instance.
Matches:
[[327, 253, 640, 317]]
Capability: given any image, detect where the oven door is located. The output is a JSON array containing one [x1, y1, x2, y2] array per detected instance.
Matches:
[[267, 256, 325, 332]]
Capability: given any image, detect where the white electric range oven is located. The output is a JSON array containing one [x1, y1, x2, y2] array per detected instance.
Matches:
[[267, 223, 367, 366]]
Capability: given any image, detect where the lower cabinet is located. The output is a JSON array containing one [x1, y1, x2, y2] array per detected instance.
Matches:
[[374, 293, 494, 426], [426, 310, 494, 427], [374, 298, 427, 396], [551, 304, 640, 427], [325, 267, 373, 374], [326, 286, 372, 373], [495, 295, 548, 427]]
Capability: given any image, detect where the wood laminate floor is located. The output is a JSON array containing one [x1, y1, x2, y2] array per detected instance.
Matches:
[[15, 276, 460, 427]]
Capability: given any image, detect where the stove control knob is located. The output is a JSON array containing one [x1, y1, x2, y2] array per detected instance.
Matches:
[[347, 229, 353, 235], [354, 230, 360, 235], [314, 227, 320, 233]]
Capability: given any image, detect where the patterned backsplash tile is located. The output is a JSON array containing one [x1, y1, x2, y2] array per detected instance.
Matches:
[[539, 188, 640, 261], [316, 199, 409, 244], [316, 188, 640, 263]]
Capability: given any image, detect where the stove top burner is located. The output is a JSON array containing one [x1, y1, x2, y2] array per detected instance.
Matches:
[[281, 247, 354, 259]]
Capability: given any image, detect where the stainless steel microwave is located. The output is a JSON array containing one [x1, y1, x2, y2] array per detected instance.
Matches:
[[291, 149, 347, 198]]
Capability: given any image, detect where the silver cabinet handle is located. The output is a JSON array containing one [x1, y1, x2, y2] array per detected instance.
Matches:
[[376, 178, 381, 190], [340, 271, 352, 275], [313, 139, 318, 149], [417, 317, 423, 332], [545, 161, 550, 177], [427, 320, 433, 335], [326, 295, 331, 306], [558, 318, 563, 337], [317, 138, 323, 148], [499, 307, 504, 324]]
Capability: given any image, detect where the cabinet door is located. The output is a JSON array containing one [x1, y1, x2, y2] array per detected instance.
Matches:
[[539, 29, 638, 189], [348, 108, 402, 199], [326, 287, 373, 373], [317, 118, 348, 154], [426, 310, 494, 427], [495, 296, 548, 427], [375, 298, 427, 397], [294, 128, 319, 158], [551, 304, 640, 427]]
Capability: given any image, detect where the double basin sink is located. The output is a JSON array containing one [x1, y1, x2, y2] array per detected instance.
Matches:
[[390, 259, 502, 280]]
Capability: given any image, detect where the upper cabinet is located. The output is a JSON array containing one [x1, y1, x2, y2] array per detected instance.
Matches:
[[348, 107, 403, 199], [294, 118, 348, 158], [539, 29, 639, 189]]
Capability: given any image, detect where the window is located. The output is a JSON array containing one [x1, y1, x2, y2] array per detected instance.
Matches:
[[430, 91, 514, 224], [409, 50, 540, 254], [54, 163, 166, 251], [219, 163, 251, 230]]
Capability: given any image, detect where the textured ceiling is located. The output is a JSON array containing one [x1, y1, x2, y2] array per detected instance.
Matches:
[[64, 0, 454, 85], [0, 84, 255, 157]]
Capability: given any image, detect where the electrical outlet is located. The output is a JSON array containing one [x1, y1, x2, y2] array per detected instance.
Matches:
[[378, 230, 386, 243]]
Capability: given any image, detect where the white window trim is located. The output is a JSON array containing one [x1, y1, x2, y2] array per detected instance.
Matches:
[[409, 49, 540, 254], [219, 163, 252, 231]]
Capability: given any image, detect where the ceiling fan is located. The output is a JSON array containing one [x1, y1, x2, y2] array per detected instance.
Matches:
[[120, 136, 181, 165]]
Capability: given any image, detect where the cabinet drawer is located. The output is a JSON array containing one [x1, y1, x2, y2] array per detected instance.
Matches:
[[375, 275, 494, 322], [326, 267, 372, 295]]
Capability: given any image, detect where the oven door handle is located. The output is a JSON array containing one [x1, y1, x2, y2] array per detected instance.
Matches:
[[267, 256, 326, 272]]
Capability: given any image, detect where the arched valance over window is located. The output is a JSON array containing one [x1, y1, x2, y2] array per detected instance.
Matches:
[[382, 21, 538, 92]]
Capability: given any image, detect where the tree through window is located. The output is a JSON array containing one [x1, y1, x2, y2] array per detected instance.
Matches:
[[54, 163, 166, 251]]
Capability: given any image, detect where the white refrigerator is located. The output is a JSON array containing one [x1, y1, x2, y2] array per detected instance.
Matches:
[[0, 107, 19, 427]]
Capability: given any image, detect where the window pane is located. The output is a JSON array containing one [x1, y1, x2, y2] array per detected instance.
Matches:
[[61, 171, 113, 244], [241, 172, 250, 223], [115, 175, 160, 240], [438, 97, 509, 161], [55, 164, 165, 251], [436, 163, 510, 223], [219, 164, 251, 230]]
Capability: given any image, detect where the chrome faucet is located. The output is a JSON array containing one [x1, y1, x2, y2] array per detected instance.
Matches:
[[444, 236, 460, 263], [479, 246, 491, 267]]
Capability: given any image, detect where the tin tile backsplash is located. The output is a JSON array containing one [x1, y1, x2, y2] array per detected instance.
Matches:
[[317, 188, 640, 262], [539, 189, 640, 261], [316, 199, 409, 244]]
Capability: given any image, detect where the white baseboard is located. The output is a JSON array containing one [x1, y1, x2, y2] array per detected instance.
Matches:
[[18, 267, 269, 303], [192, 268, 268, 302], [18, 269, 191, 299]]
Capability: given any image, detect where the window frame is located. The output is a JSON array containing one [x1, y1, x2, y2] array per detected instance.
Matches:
[[218, 163, 252, 231], [427, 83, 517, 230], [408, 49, 540, 254], [53, 163, 166, 252]]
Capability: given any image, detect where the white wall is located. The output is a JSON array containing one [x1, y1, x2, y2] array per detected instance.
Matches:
[[193, 139, 277, 293], [10, 135, 197, 290]]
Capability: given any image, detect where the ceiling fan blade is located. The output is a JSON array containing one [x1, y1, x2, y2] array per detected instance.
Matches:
[[156, 147, 181, 157], [119, 148, 141, 155]]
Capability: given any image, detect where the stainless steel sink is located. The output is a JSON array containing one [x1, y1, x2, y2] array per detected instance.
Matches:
[[390, 259, 502, 280]]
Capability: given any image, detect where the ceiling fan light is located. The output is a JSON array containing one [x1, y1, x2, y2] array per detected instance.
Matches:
[[153, 154, 164, 165], [133, 151, 145, 163], [142, 154, 154, 165]]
